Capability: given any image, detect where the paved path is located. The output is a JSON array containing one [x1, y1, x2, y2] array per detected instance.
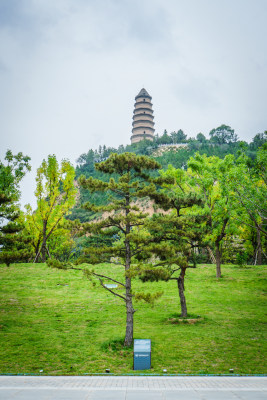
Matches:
[[0, 376, 266, 399]]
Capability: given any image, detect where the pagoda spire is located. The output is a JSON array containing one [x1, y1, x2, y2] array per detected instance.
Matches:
[[131, 88, 155, 144]]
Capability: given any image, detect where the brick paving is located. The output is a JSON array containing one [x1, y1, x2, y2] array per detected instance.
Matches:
[[0, 375, 266, 389], [0, 376, 266, 400]]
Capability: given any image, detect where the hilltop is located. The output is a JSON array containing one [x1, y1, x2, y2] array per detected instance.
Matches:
[[69, 127, 266, 222]]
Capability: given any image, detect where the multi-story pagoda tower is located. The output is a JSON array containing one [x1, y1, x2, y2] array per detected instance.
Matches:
[[131, 88, 155, 144]]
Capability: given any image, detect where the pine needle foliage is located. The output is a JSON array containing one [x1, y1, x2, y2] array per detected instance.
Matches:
[[77, 152, 173, 346], [138, 166, 206, 317], [0, 150, 32, 266]]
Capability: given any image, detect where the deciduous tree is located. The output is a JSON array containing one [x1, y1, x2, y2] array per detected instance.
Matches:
[[187, 153, 237, 278], [25, 155, 77, 262], [223, 146, 267, 264], [209, 125, 238, 145]]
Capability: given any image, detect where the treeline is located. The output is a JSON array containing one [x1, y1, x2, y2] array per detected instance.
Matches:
[[76, 125, 265, 175], [1, 140, 266, 269], [72, 126, 266, 222], [1, 127, 266, 267]]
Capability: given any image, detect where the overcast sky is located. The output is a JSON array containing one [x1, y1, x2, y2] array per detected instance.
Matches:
[[0, 0, 267, 208]]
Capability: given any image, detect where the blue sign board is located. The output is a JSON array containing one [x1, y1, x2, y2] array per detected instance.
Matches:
[[133, 339, 151, 370]]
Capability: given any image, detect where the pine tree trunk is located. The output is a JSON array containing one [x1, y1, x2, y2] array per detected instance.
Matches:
[[124, 277, 134, 347], [124, 194, 134, 347], [177, 267, 187, 318], [215, 242, 221, 278]]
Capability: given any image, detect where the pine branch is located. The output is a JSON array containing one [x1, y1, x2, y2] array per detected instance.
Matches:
[[92, 272, 125, 287], [97, 277, 126, 302]]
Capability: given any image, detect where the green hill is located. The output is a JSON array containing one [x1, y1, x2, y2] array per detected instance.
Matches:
[[70, 128, 266, 222]]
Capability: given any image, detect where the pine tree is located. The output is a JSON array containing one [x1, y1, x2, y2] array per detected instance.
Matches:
[[0, 150, 32, 266], [77, 152, 172, 346], [140, 167, 205, 317]]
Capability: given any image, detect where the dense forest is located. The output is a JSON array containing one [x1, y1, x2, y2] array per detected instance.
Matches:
[[72, 125, 266, 223]]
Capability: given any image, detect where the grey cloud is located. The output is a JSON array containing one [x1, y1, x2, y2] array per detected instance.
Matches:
[[0, 0, 267, 208], [171, 75, 221, 109], [0, 0, 23, 27]]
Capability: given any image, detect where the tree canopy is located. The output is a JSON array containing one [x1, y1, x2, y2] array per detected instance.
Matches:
[[73, 152, 173, 346], [25, 155, 77, 262], [0, 150, 32, 266]]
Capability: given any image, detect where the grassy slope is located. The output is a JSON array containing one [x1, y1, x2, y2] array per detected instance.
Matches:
[[0, 263, 266, 375]]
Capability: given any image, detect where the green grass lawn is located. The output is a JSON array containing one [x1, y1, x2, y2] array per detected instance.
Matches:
[[0, 262, 266, 375]]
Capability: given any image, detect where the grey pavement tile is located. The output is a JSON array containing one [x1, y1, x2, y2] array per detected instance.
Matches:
[[6, 389, 57, 400], [0, 389, 20, 399], [0, 389, 93, 400], [88, 389, 126, 400], [231, 391, 267, 400], [163, 390, 202, 400], [198, 390, 239, 400], [51, 389, 92, 400], [126, 390, 163, 400]]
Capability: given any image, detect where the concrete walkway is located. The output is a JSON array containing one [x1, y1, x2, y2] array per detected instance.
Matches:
[[0, 376, 266, 399]]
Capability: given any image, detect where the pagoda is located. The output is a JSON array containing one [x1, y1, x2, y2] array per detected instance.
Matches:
[[131, 88, 155, 144]]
